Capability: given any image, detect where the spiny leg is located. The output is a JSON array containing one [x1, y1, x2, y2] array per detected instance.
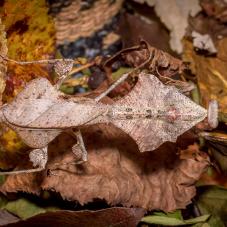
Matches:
[[48, 131, 88, 175], [54, 60, 74, 90], [54, 60, 95, 90], [69, 129, 88, 164], [95, 73, 129, 102], [0, 147, 48, 175]]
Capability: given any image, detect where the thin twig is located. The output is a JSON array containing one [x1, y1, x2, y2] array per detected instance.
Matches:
[[0, 54, 75, 65], [95, 73, 129, 102], [68, 61, 95, 76], [0, 167, 44, 175]]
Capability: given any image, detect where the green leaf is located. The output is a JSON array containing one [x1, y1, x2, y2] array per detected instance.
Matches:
[[196, 186, 227, 227], [141, 214, 210, 226], [192, 223, 211, 227], [153, 210, 183, 220], [1, 198, 57, 220], [112, 67, 132, 80], [142, 216, 185, 226], [184, 215, 211, 225]]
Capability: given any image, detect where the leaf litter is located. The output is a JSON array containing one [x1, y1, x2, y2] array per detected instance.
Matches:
[[0, 64, 210, 216], [1, 0, 227, 225], [2, 207, 145, 227], [0, 125, 209, 211]]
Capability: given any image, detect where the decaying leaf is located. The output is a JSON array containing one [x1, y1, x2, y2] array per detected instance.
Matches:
[[118, 13, 172, 53], [1, 208, 145, 227], [133, 0, 201, 53], [200, 0, 227, 23], [0, 18, 7, 105], [1, 198, 57, 220], [104, 40, 185, 77], [179, 143, 209, 163], [0, 73, 207, 154], [0, 0, 55, 101], [183, 38, 227, 112], [0, 125, 209, 211], [0, 127, 27, 169], [200, 131, 227, 173]]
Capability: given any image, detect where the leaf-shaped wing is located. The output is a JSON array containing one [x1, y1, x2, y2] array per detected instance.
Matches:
[[3, 77, 108, 129], [112, 73, 207, 152], [2, 78, 59, 125]]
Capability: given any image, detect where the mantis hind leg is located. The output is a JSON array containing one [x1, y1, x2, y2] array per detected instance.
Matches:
[[0, 147, 48, 175], [95, 73, 129, 102], [69, 129, 88, 164]]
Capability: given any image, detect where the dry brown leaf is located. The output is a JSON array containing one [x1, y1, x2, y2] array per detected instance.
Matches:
[[0, 18, 7, 105], [118, 13, 172, 53], [0, 125, 209, 211], [183, 38, 227, 112], [104, 41, 185, 77], [180, 143, 210, 163], [2, 208, 145, 227]]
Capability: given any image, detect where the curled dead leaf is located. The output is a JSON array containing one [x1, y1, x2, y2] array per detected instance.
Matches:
[[0, 125, 209, 211], [183, 38, 227, 112], [2, 208, 145, 227], [104, 40, 185, 78], [0, 18, 7, 106], [200, 0, 227, 23]]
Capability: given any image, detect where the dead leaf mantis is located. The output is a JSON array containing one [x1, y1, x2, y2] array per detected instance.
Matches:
[[0, 56, 218, 175]]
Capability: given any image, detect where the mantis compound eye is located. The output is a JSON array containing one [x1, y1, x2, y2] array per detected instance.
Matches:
[[207, 100, 219, 129]]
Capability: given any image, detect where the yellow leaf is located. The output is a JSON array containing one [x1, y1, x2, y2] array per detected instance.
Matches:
[[0, 0, 56, 169], [183, 39, 227, 112]]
